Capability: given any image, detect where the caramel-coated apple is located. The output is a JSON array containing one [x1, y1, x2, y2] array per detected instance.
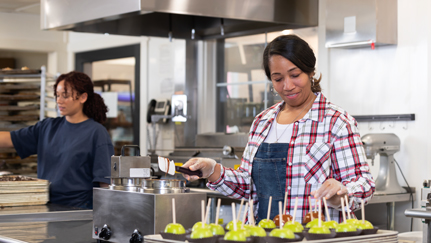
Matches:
[[273, 214, 293, 227], [302, 211, 325, 224]]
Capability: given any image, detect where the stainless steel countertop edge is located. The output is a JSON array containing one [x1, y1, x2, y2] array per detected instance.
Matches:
[[0, 210, 93, 223]]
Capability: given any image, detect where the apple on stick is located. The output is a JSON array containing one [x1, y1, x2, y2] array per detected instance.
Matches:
[[164, 198, 186, 234], [283, 197, 304, 233], [257, 196, 276, 229], [209, 198, 226, 236], [224, 202, 247, 242], [247, 199, 267, 237], [355, 199, 374, 229], [308, 199, 331, 234], [269, 201, 295, 239]]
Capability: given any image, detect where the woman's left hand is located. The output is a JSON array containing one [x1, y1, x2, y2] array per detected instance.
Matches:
[[310, 178, 348, 208]]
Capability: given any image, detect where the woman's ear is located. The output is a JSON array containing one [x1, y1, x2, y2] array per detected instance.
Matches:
[[79, 93, 88, 104]]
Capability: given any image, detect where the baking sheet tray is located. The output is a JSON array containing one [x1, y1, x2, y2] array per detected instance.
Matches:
[[0, 84, 40, 91], [0, 94, 39, 101], [144, 229, 398, 243], [0, 105, 39, 111], [0, 69, 41, 75], [0, 115, 39, 121]]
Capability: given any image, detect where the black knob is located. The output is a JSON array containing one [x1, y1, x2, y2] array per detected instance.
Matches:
[[129, 229, 143, 243], [99, 225, 112, 240]]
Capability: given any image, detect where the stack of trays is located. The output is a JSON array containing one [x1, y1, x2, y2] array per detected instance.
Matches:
[[0, 175, 49, 207]]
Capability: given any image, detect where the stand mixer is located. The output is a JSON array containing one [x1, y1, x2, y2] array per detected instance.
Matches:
[[361, 133, 406, 194]]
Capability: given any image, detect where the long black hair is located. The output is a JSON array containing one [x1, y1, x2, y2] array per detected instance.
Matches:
[[263, 35, 322, 92], [54, 71, 108, 124]]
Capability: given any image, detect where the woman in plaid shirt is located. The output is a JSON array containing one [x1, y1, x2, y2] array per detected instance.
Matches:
[[183, 35, 375, 224]]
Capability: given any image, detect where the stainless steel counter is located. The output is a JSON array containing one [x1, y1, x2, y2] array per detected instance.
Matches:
[[0, 204, 96, 243]]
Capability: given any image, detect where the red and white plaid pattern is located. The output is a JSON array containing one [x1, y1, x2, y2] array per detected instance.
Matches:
[[208, 93, 375, 223]]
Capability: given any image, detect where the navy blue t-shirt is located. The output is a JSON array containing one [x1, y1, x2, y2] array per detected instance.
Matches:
[[10, 117, 113, 209]]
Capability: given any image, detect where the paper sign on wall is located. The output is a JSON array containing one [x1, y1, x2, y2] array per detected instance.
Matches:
[[101, 92, 118, 118]]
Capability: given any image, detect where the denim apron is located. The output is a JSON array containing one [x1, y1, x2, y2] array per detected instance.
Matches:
[[251, 142, 289, 223]]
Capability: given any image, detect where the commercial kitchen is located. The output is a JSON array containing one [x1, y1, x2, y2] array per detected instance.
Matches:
[[0, 0, 430, 242]]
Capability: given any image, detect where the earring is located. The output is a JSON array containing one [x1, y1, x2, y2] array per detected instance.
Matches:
[[270, 86, 278, 96]]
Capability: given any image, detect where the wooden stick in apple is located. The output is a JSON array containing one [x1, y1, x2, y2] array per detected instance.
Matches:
[[204, 198, 212, 225], [237, 198, 244, 224], [241, 203, 249, 229], [249, 199, 255, 226], [267, 196, 273, 221], [215, 198, 221, 226], [361, 199, 365, 224], [340, 197, 346, 223], [318, 199, 322, 227], [172, 198, 176, 224], [322, 197, 331, 222], [278, 201, 283, 229], [283, 191, 288, 215], [292, 197, 298, 223], [201, 200, 205, 225], [344, 195, 351, 220], [309, 196, 314, 220], [232, 202, 238, 231]]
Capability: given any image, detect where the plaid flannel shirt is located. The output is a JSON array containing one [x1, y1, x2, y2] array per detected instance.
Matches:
[[208, 92, 375, 223]]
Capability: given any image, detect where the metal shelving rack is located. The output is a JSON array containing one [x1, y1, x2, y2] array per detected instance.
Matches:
[[0, 66, 58, 175]]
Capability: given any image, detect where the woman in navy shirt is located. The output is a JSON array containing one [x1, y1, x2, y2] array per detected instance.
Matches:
[[0, 71, 114, 209]]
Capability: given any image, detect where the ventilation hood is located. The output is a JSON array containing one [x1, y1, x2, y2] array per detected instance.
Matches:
[[41, 0, 318, 39]]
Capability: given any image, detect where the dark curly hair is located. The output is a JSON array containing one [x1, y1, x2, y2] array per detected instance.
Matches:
[[263, 34, 322, 93], [54, 71, 108, 124]]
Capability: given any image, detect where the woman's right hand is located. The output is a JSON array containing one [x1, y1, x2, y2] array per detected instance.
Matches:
[[181, 158, 217, 181], [310, 178, 348, 208]]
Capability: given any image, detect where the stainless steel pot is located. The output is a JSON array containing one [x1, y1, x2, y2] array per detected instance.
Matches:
[[140, 179, 186, 194], [109, 178, 144, 192]]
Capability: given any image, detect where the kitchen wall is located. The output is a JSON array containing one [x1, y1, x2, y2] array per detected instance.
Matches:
[[0, 12, 67, 74], [318, 0, 431, 231]]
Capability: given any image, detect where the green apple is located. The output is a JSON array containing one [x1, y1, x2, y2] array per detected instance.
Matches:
[[209, 223, 225, 236], [355, 220, 373, 230], [308, 225, 331, 234], [335, 222, 356, 232], [237, 228, 250, 237], [257, 219, 276, 229], [269, 228, 295, 239], [225, 220, 243, 231], [323, 220, 339, 229], [224, 230, 247, 242], [248, 226, 267, 237], [192, 222, 208, 231], [283, 221, 304, 233], [190, 228, 213, 239], [346, 218, 358, 225], [305, 218, 322, 228], [164, 223, 186, 234]]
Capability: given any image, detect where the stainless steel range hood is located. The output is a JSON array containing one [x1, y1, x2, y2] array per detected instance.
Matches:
[[41, 0, 318, 39]]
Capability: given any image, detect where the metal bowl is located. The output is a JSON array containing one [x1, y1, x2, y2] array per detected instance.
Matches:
[[140, 179, 186, 194]]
